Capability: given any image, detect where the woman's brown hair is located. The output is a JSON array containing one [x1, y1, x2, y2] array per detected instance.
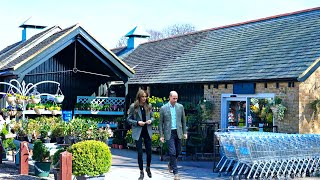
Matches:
[[133, 89, 152, 114]]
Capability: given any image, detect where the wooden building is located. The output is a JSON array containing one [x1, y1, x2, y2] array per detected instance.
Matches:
[[0, 24, 134, 111]]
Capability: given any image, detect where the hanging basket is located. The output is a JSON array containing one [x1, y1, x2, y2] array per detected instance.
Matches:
[[54, 95, 64, 104], [15, 98, 24, 104], [6, 96, 16, 104], [54, 86, 64, 103]]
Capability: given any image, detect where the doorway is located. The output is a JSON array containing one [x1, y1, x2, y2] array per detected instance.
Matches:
[[221, 93, 275, 130]]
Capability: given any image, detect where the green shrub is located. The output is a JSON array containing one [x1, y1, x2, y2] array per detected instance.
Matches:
[[32, 140, 50, 162], [2, 138, 16, 150], [125, 129, 133, 144], [152, 133, 161, 148], [52, 148, 65, 167], [68, 140, 112, 176]]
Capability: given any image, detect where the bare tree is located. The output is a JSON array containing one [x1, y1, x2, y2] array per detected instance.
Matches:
[[115, 36, 127, 48], [114, 23, 196, 47], [145, 29, 164, 41], [162, 24, 196, 38]]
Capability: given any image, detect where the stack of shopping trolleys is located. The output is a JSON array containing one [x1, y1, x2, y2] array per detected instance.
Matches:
[[214, 130, 320, 179]]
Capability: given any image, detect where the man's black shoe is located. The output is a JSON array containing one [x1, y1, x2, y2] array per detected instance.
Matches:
[[146, 167, 152, 178]]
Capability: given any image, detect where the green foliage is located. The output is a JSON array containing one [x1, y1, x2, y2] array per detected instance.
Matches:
[[0, 127, 8, 139], [2, 138, 16, 150], [148, 96, 167, 111], [52, 148, 65, 167], [197, 99, 214, 121], [152, 133, 161, 147], [274, 97, 282, 105], [32, 140, 50, 162], [51, 122, 65, 138], [68, 140, 112, 176], [152, 112, 160, 127], [125, 129, 134, 144], [274, 104, 287, 121], [310, 98, 320, 114], [1, 128, 16, 150]]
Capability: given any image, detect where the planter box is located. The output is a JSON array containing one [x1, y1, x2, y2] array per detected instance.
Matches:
[[34, 161, 51, 177]]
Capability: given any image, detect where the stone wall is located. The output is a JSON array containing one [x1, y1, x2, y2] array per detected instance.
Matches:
[[299, 67, 320, 134], [203, 81, 300, 133]]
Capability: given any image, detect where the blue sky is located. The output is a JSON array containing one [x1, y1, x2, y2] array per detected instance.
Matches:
[[0, 0, 319, 50]]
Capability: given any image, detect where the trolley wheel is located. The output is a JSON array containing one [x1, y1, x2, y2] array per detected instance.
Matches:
[[290, 173, 295, 179], [301, 172, 306, 178]]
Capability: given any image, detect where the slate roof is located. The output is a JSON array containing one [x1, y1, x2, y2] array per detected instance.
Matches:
[[122, 7, 320, 84], [0, 25, 63, 70], [0, 24, 134, 77]]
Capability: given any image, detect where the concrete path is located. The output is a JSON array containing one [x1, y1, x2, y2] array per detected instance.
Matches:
[[107, 148, 225, 180], [0, 148, 227, 180]]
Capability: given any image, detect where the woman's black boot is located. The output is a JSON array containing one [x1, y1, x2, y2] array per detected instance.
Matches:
[[138, 170, 144, 180]]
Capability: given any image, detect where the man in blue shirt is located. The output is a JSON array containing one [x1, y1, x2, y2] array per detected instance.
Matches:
[[159, 91, 187, 180]]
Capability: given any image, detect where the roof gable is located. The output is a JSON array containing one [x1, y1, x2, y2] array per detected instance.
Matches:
[[123, 7, 320, 84], [0, 24, 134, 79]]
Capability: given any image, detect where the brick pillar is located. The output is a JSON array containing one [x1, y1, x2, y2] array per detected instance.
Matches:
[[19, 141, 29, 175], [60, 151, 72, 180]]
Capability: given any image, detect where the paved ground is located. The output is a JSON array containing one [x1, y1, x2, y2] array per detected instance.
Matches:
[[1, 149, 320, 179], [0, 148, 226, 180]]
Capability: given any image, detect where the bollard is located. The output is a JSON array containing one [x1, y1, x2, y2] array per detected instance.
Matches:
[[19, 141, 29, 175], [60, 151, 72, 180]]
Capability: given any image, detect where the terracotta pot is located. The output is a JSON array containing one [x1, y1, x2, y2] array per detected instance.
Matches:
[[31, 98, 41, 104], [6, 96, 16, 104], [34, 108, 44, 115], [7, 110, 17, 116], [51, 110, 58, 115]]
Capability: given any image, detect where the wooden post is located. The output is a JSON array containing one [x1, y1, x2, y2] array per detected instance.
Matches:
[[0, 140, 3, 164], [19, 141, 29, 175], [60, 151, 72, 180]]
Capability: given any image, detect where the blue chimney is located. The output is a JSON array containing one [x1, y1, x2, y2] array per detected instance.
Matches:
[[19, 17, 46, 41], [125, 26, 150, 49]]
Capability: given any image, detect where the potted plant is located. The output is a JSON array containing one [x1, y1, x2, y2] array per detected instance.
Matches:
[[34, 104, 45, 115], [51, 123, 65, 144], [26, 103, 35, 110], [112, 138, 119, 149], [30, 95, 41, 104], [32, 140, 51, 177], [15, 93, 28, 104], [125, 129, 134, 148], [68, 140, 112, 179], [16, 104, 23, 117], [49, 105, 61, 115], [26, 119, 40, 142], [4, 105, 17, 117]]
